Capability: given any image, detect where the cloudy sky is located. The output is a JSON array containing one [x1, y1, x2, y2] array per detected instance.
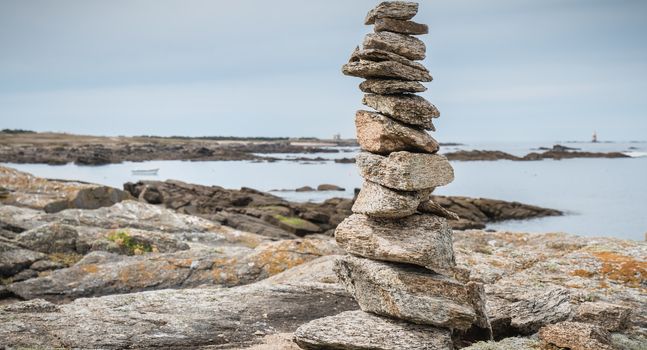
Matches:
[[1, 0, 645, 141]]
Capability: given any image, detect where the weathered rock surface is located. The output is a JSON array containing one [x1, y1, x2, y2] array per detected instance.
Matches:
[[375, 17, 428, 35], [418, 199, 460, 221], [350, 48, 428, 72], [539, 321, 614, 350], [573, 301, 631, 332], [0, 241, 46, 277], [335, 214, 456, 272], [365, 1, 419, 25], [0, 166, 131, 211], [363, 94, 439, 129], [355, 110, 438, 154], [334, 255, 489, 331], [462, 337, 540, 350], [352, 181, 430, 218], [342, 61, 432, 82], [363, 32, 426, 61], [294, 310, 453, 350], [357, 151, 454, 191], [359, 79, 427, 94]]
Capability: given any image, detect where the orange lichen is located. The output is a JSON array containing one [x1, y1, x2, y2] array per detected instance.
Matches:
[[593, 251, 646, 288], [81, 264, 99, 273], [571, 269, 595, 278]]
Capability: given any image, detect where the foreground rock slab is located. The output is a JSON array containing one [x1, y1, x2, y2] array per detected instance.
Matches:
[[357, 151, 454, 191], [334, 255, 489, 330], [365, 1, 419, 25], [352, 181, 430, 218], [294, 310, 452, 350], [363, 94, 438, 129], [355, 110, 438, 154], [336, 213, 456, 272], [539, 321, 614, 350]]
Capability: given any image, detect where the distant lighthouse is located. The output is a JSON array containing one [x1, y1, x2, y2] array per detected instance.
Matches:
[[592, 131, 598, 143]]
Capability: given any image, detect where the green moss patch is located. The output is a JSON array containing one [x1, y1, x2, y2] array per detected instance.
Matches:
[[107, 230, 152, 255]]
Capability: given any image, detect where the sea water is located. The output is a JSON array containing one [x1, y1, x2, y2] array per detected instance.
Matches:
[[4, 141, 646, 240]]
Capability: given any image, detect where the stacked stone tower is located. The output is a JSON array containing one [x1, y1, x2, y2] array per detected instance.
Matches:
[[295, 2, 490, 349]]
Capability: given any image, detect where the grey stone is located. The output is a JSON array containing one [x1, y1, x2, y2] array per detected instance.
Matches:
[[15, 223, 80, 254], [360, 79, 427, 94], [342, 61, 432, 82], [418, 199, 460, 221], [335, 213, 456, 273], [294, 310, 453, 350], [365, 1, 419, 25], [350, 48, 428, 72], [539, 321, 614, 350], [334, 255, 490, 331], [375, 17, 429, 35], [352, 181, 430, 218], [356, 151, 454, 191], [355, 110, 438, 155], [363, 32, 426, 60], [362, 94, 438, 129], [0, 241, 46, 277], [573, 302, 631, 332]]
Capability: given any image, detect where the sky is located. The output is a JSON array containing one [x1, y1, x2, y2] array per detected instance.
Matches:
[[0, 0, 646, 142]]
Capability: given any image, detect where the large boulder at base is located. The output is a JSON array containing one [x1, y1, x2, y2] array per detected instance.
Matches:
[[335, 213, 456, 272], [363, 94, 438, 130], [356, 151, 454, 191], [374, 17, 428, 35], [538, 321, 615, 350], [352, 181, 431, 218], [294, 310, 453, 350], [355, 110, 438, 155], [365, 1, 419, 25], [334, 255, 490, 331]]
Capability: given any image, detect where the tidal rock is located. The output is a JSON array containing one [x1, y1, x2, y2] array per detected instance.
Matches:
[[363, 32, 426, 60], [573, 302, 631, 332], [362, 94, 438, 129], [294, 310, 452, 350], [317, 184, 345, 191], [462, 337, 540, 350], [15, 223, 81, 254], [360, 79, 427, 94], [350, 48, 428, 72], [334, 255, 490, 331], [0, 241, 46, 277], [356, 151, 454, 191], [375, 17, 429, 35], [355, 110, 438, 154], [539, 321, 614, 350], [343, 61, 432, 82], [418, 199, 460, 221], [365, 1, 419, 25], [352, 181, 430, 218], [335, 213, 456, 272]]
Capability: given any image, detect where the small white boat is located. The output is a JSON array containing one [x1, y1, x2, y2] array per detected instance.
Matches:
[[131, 168, 159, 176]]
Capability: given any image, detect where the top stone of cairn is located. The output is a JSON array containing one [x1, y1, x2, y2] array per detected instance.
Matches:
[[365, 1, 419, 25]]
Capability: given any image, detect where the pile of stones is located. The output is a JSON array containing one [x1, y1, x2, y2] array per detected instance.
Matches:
[[294, 2, 491, 349]]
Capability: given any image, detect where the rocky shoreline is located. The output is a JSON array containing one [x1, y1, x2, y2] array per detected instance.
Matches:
[[0, 131, 630, 165]]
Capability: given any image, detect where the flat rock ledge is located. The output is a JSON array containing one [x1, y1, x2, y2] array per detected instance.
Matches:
[[375, 17, 429, 35], [343, 61, 432, 82], [335, 213, 456, 272], [359, 79, 427, 94], [363, 32, 426, 61], [294, 310, 453, 350], [334, 255, 489, 331], [355, 110, 438, 155], [356, 151, 454, 191], [363, 94, 438, 129], [350, 48, 428, 72]]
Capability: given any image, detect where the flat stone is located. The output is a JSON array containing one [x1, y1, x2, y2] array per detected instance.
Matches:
[[362, 94, 438, 130], [334, 255, 490, 331], [360, 79, 427, 94], [365, 1, 419, 25], [350, 48, 428, 72], [418, 199, 460, 220], [335, 213, 456, 272], [375, 18, 429, 35], [351, 181, 430, 218], [355, 110, 438, 154], [363, 32, 426, 61], [343, 61, 432, 82], [294, 310, 453, 350], [356, 151, 454, 191], [539, 321, 614, 350], [573, 302, 631, 332]]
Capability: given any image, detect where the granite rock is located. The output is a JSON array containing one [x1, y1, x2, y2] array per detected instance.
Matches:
[[365, 1, 419, 25], [573, 302, 631, 332], [334, 255, 490, 331], [539, 321, 614, 350], [375, 17, 429, 35], [355, 110, 438, 154], [359, 79, 427, 94], [356, 151, 454, 191], [363, 32, 426, 60], [352, 181, 431, 218], [294, 310, 453, 350], [350, 48, 428, 72], [363, 94, 439, 129], [335, 213, 456, 272], [418, 199, 460, 221], [343, 61, 432, 82]]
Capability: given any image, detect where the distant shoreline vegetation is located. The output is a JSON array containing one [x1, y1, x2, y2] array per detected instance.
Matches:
[[1, 129, 36, 134]]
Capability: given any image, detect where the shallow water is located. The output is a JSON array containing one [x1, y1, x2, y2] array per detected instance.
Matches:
[[4, 141, 646, 240]]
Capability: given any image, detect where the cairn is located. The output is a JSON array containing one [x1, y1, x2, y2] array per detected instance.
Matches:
[[294, 2, 491, 349]]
